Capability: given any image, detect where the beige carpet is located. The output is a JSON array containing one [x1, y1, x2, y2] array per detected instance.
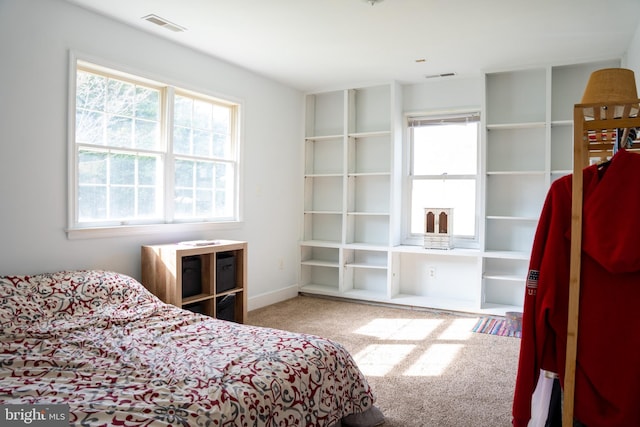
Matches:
[[247, 294, 521, 427]]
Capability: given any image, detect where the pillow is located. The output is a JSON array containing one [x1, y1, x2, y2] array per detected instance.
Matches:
[[0, 270, 161, 329]]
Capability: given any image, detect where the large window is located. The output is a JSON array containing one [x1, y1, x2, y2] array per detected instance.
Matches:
[[69, 59, 240, 235], [405, 112, 480, 246]]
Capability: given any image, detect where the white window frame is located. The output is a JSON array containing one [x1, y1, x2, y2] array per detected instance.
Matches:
[[401, 109, 481, 249], [66, 52, 243, 239]]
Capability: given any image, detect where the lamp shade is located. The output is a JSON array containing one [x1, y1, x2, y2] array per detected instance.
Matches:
[[581, 68, 638, 104]]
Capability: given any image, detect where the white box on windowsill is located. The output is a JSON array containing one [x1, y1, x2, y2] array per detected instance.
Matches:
[[424, 208, 453, 250]]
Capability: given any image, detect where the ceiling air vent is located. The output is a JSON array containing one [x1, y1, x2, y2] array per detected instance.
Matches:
[[142, 14, 186, 33], [425, 72, 457, 79]]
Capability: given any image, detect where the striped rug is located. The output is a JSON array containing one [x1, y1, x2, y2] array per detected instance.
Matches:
[[472, 317, 521, 338]]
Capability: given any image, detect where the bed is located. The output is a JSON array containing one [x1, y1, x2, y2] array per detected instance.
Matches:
[[0, 270, 383, 426]]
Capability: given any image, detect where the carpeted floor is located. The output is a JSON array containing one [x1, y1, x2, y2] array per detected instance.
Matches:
[[247, 294, 521, 427]]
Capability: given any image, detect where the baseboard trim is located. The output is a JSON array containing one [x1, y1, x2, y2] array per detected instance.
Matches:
[[247, 284, 299, 311]]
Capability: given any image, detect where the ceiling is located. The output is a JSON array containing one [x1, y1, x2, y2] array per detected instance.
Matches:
[[65, 0, 640, 92]]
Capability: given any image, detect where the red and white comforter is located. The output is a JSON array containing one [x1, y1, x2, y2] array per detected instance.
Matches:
[[0, 270, 376, 426]]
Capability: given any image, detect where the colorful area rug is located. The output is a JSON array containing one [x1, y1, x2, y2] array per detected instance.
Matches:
[[472, 316, 521, 338]]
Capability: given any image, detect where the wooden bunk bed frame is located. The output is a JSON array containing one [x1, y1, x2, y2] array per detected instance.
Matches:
[[563, 98, 640, 426]]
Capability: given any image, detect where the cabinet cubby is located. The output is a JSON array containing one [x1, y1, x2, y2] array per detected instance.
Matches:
[[486, 126, 546, 172], [348, 85, 391, 133], [348, 134, 391, 174], [299, 243, 340, 292], [482, 278, 525, 308], [343, 248, 389, 296], [482, 255, 528, 309], [305, 90, 344, 137], [344, 248, 388, 268], [303, 212, 342, 243], [391, 251, 481, 312], [300, 245, 340, 266], [551, 123, 573, 174], [304, 176, 343, 212], [346, 214, 390, 246], [344, 267, 388, 296], [305, 137, 344, 175], [347, 175, 390, 213], [486, 68, 546, 125], [485, 218, 537, 253], [299, 264, 340, 291], [485, 174, 547, 218]]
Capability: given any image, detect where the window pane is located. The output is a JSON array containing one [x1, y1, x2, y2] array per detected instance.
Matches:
[[138, 156, 158, 186], [110, 186, 135, 218], [174, 95, 192, 127], [106, 79, 134, 116], [411, 179, 476, 236], [138, 187, 156, 217], [213, 132, 230, 158], [76, 71, 107, 145], [213, 105, 231, 158], [78, 149, 161, 221], [196, 162, 213, 188], [76, 110, 104, 145], [215, 163, 234, 217], [136, 87, 159, 120], [413, 122, 478, 175], [135, 119, 160, 150], [196, 189, 213, 216], [194, 129, 212, 157], [195, 162, 214, 218], [107, 115, 133, 148], [77, 72, 161, 150], [174, 94, 234, 160], [173, 126, 191, 155], [110, 153, 135, 185], [174, 160, 220, 219], [78, 185, 106, 220], [76, 71, 106, 112], [175, 188, 194, 217], [193, 99, 212, 130], [78, 150, 107, 184], [175, 159, 194, 187]]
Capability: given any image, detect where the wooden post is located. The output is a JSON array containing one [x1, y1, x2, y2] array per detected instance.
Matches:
[[563, 105, 586, 427]]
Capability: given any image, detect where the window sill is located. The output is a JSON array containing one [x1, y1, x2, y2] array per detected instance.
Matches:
[[66, 221, 242, 240]]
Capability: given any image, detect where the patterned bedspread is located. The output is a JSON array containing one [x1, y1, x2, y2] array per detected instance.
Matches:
[[0, 270, 376, 426]]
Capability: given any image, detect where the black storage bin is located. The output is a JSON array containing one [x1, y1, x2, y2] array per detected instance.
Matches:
[[216, 294, 236, 322], [216, 252, 236, 293], [183, 301, 206, 315], [182, 256, 202, 298]]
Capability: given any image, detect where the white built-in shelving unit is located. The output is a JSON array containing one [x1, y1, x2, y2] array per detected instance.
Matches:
[[300, 58, 621, 315], [301, 83, 402, 303], [481, 58, 620, 313]]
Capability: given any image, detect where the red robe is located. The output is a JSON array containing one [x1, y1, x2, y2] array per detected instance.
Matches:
[[512, 149, 640, 427]]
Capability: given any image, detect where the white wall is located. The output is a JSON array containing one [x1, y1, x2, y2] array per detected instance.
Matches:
[[403, 76, 483, 113], [625, 21, 640, 88], [0, 0, 303, 309]]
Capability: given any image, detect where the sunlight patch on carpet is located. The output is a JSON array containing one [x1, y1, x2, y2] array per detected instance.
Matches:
[[354, 318, 443, 340], [437, 318, 477, 340], [404, 343, 463, 376], [354, 344, 415, 376]]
